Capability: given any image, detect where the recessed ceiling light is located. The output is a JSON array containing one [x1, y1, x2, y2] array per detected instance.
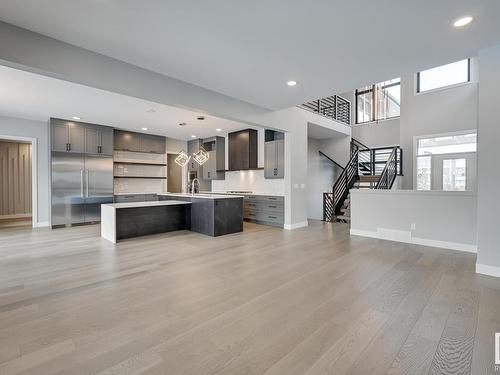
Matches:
[[287, 80, 297, 87], [72, 116, 81, 120], [191, 135, 196, 138], [453, 16, 473, 27], [197, 116, 205, 121], [216, 128, 222, 132], [141, 127, 148, 131]]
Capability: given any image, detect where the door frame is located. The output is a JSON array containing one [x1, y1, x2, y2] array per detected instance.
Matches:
[[0, 134, 38, 228]]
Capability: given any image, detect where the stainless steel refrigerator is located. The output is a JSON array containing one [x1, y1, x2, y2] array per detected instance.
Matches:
[[51, 152, 113, 227]]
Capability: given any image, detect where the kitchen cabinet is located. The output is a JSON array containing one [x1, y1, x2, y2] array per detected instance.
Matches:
[[85, 126, 114, 155], [188, 139, 203, 172], [51, 118, 109, 154], [264, 139, 284, 178], [51, 119, 85, 153], [202, 136, 225, 180], [228, 129, 258, 171], [243, 195, 284, 227], [114, 130, 165, 154]]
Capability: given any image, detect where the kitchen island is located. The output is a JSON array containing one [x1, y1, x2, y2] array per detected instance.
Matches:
[[101, 193, 244, 243], [158, 193, 244, 237], [101, 200, 192, 243]]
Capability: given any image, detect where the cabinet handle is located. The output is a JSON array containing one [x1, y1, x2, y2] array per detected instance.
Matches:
[[66, 143, 69, 151], [268, 216, 277, 219], [269, 205, 277, 208], [268, 197, 277, 200], [68, 143, 71, 151]]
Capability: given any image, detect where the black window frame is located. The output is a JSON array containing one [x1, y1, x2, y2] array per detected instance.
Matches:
[[355, 79, 401, 125], [416, 58, 471, 94]]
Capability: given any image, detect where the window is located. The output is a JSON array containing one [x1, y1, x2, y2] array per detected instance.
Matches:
[[415, 131, 476, 191], [417, 59, 470, 93], [417, 133, 477, 155], [442, 159, 466, 191], [355, 78, 400, 124]]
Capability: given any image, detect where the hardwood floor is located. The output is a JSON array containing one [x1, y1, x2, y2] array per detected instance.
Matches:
[[0, 220, 499, 374]]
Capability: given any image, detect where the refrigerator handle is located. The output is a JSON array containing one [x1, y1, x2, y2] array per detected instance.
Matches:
[[80, 169, 84, 197], [85, 170, 90, 197]]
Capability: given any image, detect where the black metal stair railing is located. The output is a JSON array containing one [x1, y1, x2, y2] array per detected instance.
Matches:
[[299, 95, 351, 125], [376, 147, 398, 189], [322, 139, 403, 222], [323, 150, 359, 221]]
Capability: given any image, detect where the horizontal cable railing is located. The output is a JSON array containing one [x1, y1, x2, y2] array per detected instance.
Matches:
[[299, 95, 351, 125]]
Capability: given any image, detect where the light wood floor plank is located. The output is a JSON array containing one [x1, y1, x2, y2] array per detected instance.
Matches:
[[0, 220, 497, 374]]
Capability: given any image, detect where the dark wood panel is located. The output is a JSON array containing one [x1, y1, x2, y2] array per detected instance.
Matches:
[[115, 204, 190, 240], [228, 129, 258, 171]]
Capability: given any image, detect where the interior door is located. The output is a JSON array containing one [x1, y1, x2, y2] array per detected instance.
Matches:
[[84, 155, 113, 222], [51, 151, 85, 226]]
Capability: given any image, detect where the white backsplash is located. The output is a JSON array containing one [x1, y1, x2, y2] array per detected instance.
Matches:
[[113, 150, 167, 194], [211, 170, 284, 195], [114, 178, 166, 194]]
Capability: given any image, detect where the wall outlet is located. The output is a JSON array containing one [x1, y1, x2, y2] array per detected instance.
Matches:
[[294, 183, 299, 189], [410, 223, 416, 231]]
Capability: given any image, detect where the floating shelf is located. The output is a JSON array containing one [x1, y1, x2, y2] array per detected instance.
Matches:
[[114, 161, 166, 166], [113, 176, 166, 179]]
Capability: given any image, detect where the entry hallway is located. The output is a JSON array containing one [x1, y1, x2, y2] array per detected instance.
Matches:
[[0, 221, 498, 375]]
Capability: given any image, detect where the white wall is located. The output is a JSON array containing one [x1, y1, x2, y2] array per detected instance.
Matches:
[[352, 118, 400, 148], [350, 189, 477, 252], [399, 61, 479, 189], [0, 115, 49, 226], [307, 138, 342, 220], [341, 63, 478, 189], [476, 44, 500, 277]]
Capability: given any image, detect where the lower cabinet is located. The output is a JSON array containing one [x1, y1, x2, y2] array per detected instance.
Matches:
[[243, 195, 284, 227]]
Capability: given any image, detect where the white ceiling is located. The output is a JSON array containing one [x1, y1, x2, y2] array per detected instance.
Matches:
[[0, 1, 499, 110], [0, 65, 256, 140]]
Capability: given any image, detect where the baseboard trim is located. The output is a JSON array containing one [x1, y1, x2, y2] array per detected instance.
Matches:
[[284, 221, 309, 230], [350, 228, 477, 253], [476, 263, 500, 278], [34, 221, 50, 228]]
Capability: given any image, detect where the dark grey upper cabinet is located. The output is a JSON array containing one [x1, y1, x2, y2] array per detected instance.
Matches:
[[228, 129, 258, 171], [114, 130, 165, 154], [100, 128, 114, 155], [52, 121, 70, 152], [85, 127, 100, 154], [51, 118, 96, 154]]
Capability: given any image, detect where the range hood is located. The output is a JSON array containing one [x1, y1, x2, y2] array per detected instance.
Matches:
[[228, 129, 259, 171]]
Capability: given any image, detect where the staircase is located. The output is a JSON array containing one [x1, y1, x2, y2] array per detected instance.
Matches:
[[323, 139, 403, 223]]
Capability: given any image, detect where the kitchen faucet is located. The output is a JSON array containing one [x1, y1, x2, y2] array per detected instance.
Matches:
[[191, 178, 200, 195]]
